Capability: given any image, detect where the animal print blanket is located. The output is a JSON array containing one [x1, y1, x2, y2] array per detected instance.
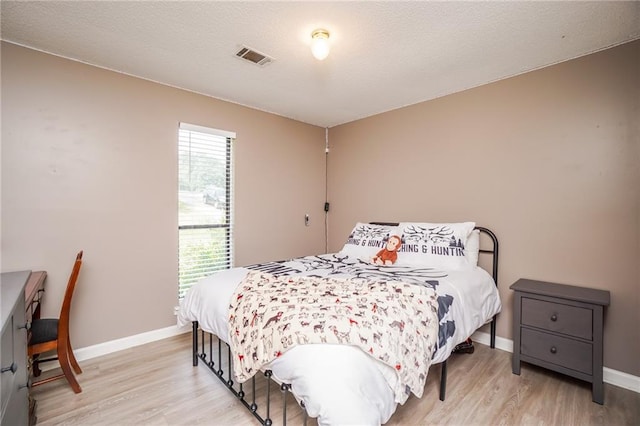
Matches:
[[228, 270, 439, 400]]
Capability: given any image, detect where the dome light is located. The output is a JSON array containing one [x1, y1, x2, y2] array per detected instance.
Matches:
[[311, 29, 330, 60]]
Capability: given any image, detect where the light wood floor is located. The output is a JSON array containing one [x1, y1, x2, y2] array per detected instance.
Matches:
[[32, 332, 639, 425]]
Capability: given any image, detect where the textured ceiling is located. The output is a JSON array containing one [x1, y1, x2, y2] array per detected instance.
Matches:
[[2, 1, 639, 128]]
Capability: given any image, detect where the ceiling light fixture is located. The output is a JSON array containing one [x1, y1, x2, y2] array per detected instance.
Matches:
[[311, 29, 330, 60]]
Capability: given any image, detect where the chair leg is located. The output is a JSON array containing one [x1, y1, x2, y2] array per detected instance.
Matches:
[[32, 354, 42, 377], [66, 336, 82, 375], [59, 344, 82, 393]]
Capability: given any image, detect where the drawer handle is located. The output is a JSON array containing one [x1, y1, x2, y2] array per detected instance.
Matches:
[[550, 314, 558, 322], [550, 346, 557, 354], [1, 362, 18, 374]]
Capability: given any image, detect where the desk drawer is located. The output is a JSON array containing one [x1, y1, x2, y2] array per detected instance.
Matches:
[[1, 316, 16, 419], [521, 328, 592, 374], [522, 297, 592, 340]]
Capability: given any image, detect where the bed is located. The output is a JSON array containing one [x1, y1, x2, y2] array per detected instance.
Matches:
[[178, 221, 501, 425]]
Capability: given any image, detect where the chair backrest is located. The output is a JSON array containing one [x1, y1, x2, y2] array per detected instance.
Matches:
[[58, 251, 83, 342]]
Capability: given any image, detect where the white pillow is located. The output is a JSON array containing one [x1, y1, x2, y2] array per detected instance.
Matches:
[[339, 222, 401, 261], [465, 229, 480, 267], [395, 222, 476, 270]]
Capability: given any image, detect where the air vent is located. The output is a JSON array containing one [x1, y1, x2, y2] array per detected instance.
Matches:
[[235, 46, 274, 67]]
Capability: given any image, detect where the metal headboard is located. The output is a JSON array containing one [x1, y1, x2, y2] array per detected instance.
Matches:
[[369, 222, 498, 283], [474, 226, 499, 287]]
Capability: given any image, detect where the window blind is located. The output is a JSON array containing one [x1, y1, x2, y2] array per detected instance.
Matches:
[[178, 123, 234, 298]]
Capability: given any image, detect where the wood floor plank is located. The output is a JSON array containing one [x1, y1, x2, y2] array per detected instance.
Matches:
[[32, 333, 640, 425]]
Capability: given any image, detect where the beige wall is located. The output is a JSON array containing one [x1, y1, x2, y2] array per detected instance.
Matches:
[[1, 42, 327, 348], [328, 40, 640, 375], [2, 40, 638, 377]]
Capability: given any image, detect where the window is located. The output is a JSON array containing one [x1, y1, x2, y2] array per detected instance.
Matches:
[[178, 123, 234, 298]]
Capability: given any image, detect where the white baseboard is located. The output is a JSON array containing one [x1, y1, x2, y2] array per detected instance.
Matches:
[[471, 329, 514, 353], [41, 325, 640, 394], [471, 330, 640, 394], [40, 324, 190, 372], [602, 367, 640, 393], [73, 324, 191, 362]]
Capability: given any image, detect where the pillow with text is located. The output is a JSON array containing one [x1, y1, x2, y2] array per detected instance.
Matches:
[[339, 222, 401, 263], [395, 222, 476, 270]]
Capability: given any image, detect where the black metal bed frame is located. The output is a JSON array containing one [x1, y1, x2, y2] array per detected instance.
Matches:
[[438, 226, 499, 400], [191, 322, 303, 425], [191, 226, 499, 425]]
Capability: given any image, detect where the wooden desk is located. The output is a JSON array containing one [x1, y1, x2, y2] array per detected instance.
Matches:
[[1, 271, 31, 425], [25, 271, 47, 324], [25, 271, 46, 426], [0, 270, 46, 426]]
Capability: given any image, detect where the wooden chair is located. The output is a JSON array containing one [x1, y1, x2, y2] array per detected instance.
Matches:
[[28, 251, 84, 393]]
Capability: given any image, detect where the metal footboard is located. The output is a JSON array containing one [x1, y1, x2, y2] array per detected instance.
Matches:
[[192, 321, 308, 426]]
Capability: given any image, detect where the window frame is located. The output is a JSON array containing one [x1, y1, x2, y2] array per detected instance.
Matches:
[[178, 122, 235, 298]]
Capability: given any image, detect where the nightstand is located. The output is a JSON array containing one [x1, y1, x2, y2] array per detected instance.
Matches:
[[510, 278, 610, 404]]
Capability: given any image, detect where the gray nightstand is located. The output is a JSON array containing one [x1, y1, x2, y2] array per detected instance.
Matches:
[[510, 278, 610, 404]]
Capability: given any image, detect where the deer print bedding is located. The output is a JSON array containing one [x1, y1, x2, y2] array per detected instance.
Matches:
[[228, 271, 439, 402], [241, 253, 500, 361]]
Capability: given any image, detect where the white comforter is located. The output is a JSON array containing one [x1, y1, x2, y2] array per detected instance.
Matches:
[[178, 254, 501, 425]]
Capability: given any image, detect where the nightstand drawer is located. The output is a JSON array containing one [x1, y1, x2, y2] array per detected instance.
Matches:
[[521, 328, 592, 374], [522, 297, 592, 340]]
